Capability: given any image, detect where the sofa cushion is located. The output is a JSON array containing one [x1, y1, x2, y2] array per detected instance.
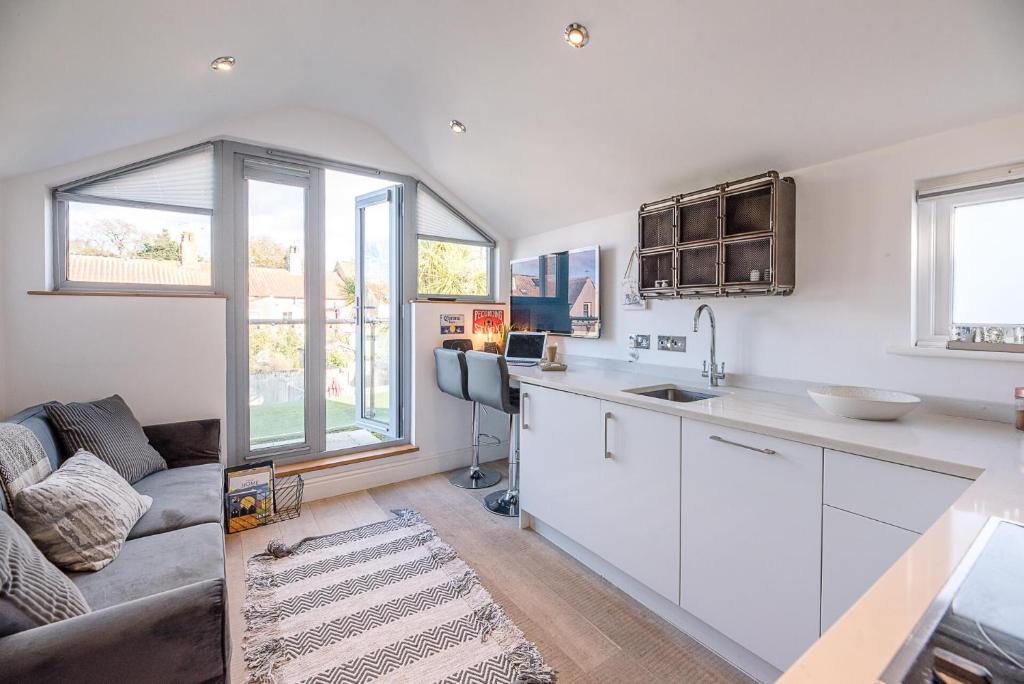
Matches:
[[16, 451, 153, 572], [0, 511, 90, 636], [44, 395, 167, 483], [68, 522, 224, 611], [129, 463, 223, 539], [3, 405, 63, 473], [0, 423, 53, 513]]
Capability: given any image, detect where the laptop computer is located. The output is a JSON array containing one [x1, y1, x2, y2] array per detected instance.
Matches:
[[505, 331, 548, 366]]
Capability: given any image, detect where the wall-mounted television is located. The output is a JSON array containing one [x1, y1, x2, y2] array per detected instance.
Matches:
[[510, 246, 600, 338]]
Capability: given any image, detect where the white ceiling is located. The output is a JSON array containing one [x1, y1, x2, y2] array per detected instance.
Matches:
[[2, 0, 1023, 239]]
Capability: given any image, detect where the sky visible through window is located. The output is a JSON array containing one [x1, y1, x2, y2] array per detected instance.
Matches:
[[952, 196, 1024, 325]]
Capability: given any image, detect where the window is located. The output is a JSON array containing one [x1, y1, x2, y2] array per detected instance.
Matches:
[[914, 164, 1024, 348], [53, 143, 217, 292], [416, 182, 495, 300]]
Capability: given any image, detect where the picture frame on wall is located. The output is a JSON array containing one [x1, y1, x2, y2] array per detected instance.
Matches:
[[440, 313, 465, 334]]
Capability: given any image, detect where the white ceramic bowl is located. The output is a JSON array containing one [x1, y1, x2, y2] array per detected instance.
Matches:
[[807, 385, 921, 421]]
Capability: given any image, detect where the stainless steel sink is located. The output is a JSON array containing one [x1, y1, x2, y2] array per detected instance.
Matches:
[[625, 385, 718, 403]]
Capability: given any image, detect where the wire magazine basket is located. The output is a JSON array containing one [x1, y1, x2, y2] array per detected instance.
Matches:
[[225, 474, 304, 534]]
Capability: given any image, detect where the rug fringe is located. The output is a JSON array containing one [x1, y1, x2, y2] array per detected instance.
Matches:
[[243, 599, 281, 631], [243, 636, 285, 684], [508, 642, 558, 683], [392, 508, 429, 527], [450, 569, 479, 597], [265, 537, 298, 558]]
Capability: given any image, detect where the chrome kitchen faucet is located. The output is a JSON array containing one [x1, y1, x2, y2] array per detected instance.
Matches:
[[693, 304, 726, 387]]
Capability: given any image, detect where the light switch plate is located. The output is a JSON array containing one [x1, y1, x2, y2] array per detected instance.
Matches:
[[630, 334, 651, 350], [657, 335, 687, 352]]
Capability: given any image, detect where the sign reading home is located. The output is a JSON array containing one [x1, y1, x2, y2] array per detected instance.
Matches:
[[440, 313, 465, 334]]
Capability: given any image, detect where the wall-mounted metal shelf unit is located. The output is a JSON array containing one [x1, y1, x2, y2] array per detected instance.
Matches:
[[637, 171, 795, 299]]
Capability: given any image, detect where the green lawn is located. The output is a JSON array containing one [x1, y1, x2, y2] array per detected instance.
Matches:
[[250, 390, 390, 446]]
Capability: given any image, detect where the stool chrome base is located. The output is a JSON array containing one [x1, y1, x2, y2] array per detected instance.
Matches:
[[484, 489, 519, 517], [448, 466, 501, 489]]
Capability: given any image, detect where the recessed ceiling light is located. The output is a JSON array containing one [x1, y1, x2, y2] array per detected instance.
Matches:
[[563, 23, 589, 48], [210, 56, 236, 72], [448, 119, 467, 134]]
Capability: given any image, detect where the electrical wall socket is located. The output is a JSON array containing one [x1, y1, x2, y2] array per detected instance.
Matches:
[[629, 334, 651, 350], [657, 335, 687, 352]]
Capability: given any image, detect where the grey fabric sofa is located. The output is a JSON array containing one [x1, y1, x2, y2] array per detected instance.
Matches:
[[0, 404, 227, 684]]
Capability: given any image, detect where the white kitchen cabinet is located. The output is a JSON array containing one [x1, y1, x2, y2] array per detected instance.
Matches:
[[519, 384, 602, 543], [519, 384, 682, 602], [592, 399, 681, 602], [680, 419, 823, 672], [820, 505, 919, 632], [824, 448, 971, 534]]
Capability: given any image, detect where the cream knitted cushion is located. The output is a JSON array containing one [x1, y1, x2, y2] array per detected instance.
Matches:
[[15, 450, 152, 572]]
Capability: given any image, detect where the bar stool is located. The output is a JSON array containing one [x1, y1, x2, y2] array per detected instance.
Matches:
[[465, 351, 521, 517], [433, 348, 502, 489]]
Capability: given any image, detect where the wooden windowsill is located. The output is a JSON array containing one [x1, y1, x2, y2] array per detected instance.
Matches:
[[411, 299, 506, 305], [275, 444, 419, 477], [28, 290, 228, 299]]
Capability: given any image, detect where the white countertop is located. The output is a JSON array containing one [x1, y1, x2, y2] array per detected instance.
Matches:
[[510, 364, 1024, 683]]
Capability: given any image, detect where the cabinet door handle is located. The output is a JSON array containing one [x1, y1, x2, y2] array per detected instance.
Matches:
[[603, 411, 613, 459], [709, 434, 777, 455], [521, 393, 529, 430]]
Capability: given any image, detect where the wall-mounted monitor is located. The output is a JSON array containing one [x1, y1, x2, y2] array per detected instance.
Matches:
[[510, 246, 600, 338]]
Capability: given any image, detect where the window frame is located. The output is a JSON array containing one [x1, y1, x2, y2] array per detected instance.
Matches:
[[51, 142, 221, 295], [220, 141, 417, 468], [415, 183, 496, 302], [913, 166, 1024, 348]]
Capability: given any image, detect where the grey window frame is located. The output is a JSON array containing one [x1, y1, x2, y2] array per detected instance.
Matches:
[[415, 182, 496, 302], [51, 142, 222, 294], [220, 141, 416, 468]]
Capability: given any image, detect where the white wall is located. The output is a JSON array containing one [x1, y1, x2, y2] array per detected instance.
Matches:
[[410, 302, 510, 460], [510, 112, 1024, 408], [0, 105, 508, 463]]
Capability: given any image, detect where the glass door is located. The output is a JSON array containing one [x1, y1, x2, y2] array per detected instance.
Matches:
[[355, 188, 399, 435], [229, 143, 407, 465], [243, 159, 314, 455]]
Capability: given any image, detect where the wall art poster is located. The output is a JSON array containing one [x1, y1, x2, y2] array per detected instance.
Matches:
[[472, 309, 504, 334], [440, 313, 465, 334]]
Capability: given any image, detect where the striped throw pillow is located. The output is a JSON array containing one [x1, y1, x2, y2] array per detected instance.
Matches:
[[45, 395, 166, 483], [15, 451, 153, 572], [0, 510, 89, 636]]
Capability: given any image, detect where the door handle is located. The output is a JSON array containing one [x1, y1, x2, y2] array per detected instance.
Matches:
[[709, 434, 777, 455], [603, 411, 613, 459], [521, 393, 529, 430]]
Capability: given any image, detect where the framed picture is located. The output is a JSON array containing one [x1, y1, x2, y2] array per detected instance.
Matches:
[[472, 309, 504, 335], [440, 313, 465, 334], [224, 460, 275, 533]]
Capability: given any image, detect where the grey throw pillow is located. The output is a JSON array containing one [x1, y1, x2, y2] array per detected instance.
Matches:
[[15, 451, 153, 572], [44, 394, 166, 483], [0, 423, 53, 512], [0, 510, 89, 636]]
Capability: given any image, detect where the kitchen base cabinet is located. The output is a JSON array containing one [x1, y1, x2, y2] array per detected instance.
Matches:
[[518, 384, 681, 602], [518, 384, 603, 545], [820, 505, 919, 633], [593, 399, 681, 602], [680, 420, 823, 672]]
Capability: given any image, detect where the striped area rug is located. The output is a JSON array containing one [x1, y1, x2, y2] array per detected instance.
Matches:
[[243, 509, 556, 683]]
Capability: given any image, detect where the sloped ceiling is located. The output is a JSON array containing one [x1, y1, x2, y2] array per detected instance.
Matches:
[[2, 0, 1023, 239]]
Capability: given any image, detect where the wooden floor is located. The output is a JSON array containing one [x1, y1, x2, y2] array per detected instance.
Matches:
[[225, 465, 753, 683]]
